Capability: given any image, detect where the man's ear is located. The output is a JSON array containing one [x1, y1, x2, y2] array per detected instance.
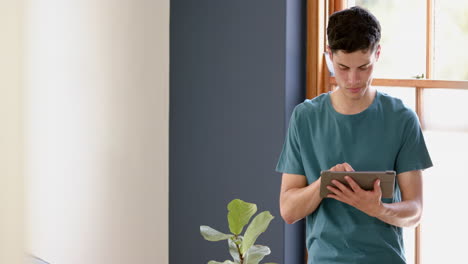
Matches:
[[375, 45, 381, 61], [327, 46, 333, 60]]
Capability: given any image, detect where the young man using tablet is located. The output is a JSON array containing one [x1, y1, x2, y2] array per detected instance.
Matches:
[[276, 6, 432, 263]]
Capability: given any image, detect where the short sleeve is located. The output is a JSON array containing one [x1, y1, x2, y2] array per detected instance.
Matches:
[[275, 106, 306, 175], [395, 110, 433, 174]]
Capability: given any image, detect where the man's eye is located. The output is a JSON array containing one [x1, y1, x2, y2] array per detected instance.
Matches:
[[340, 67, 349, 71]]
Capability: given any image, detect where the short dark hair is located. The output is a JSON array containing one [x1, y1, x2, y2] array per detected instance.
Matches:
[[327, 6, 381, 53]]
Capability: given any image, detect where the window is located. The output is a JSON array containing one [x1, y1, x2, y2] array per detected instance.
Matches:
[[307, 1, 468, 263]]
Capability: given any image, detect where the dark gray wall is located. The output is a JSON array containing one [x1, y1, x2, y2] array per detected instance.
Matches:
[[284, 1, 307, 263], [170, 0, 306, 263]]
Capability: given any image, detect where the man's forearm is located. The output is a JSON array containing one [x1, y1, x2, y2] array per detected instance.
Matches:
[[375, 200, 422, 228], [280, 179, 323, 224]]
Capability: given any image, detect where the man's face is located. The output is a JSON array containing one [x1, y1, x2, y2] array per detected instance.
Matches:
[[330, 46, 380, 100]]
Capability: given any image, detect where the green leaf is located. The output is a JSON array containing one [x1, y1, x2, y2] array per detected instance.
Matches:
[[240, 211, 274, 254], [228, 236, 242, 263], [200, 225, 233, 241], [244, 245, 271, 264], [207, 261, 236, 264], [227, 199, 257, 235]]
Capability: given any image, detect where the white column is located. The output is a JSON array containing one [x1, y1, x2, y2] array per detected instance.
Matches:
[[0, 1, 25, 264], [25, 1, 169, 263]]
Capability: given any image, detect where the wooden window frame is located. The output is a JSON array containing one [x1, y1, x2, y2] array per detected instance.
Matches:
[[306, 0, 468, 263]]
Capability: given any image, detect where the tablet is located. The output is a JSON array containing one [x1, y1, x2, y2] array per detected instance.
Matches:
[[320, 170, 396, 199]]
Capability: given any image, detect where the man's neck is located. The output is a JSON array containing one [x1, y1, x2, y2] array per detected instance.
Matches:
[[330, 87, 377, 115]]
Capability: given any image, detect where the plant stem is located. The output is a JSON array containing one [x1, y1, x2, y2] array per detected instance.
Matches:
[[234, 235, 244, 264], [236, 243, 244, 264]]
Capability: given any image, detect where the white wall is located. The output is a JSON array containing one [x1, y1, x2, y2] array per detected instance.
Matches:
[[25, 0, 169, 263], [0, 1, 24, 264]]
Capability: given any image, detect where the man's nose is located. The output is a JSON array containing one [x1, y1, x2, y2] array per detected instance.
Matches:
[[347, 71, 361, 86]]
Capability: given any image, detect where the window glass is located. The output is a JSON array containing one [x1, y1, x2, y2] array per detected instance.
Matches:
[[421, 89, 468, 263], [347, 0, 426, 79], [423, 89, 468, 131], [422, 130, 468, 263], [433, 0, 468, 80]]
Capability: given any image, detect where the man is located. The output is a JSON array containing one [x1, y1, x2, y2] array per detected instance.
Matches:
[[276, 6, 432, 264]]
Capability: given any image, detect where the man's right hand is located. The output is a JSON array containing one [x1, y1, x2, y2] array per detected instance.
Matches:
[[329, 162, 355, 172]]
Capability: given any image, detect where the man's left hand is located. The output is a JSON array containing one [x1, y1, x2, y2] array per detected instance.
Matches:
[[327, 176, 384, 217]]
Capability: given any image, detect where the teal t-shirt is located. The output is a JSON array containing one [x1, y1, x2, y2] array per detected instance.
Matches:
[[276, 91, 433, 264]]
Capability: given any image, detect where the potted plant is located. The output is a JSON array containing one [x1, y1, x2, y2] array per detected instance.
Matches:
[[200, 199, 279, 264]]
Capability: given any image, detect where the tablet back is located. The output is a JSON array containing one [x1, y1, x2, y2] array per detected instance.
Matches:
[[320, 171, 396, 199]]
